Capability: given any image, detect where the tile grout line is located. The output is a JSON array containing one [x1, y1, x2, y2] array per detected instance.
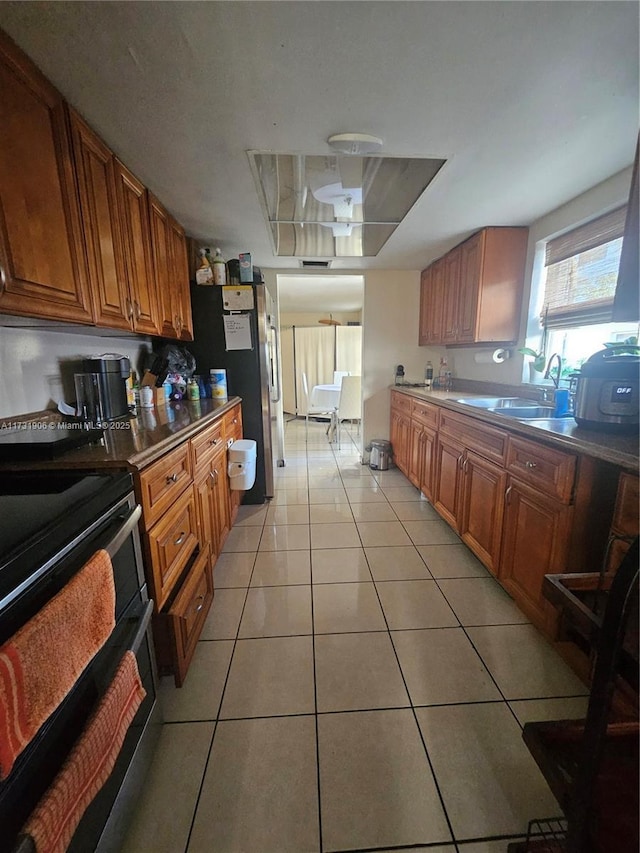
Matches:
[[181, 507, 266, 852]]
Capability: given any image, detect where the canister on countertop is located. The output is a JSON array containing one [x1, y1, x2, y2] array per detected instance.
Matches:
[[209, 368, 228, 399]]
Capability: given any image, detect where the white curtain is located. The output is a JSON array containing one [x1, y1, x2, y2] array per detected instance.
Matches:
[[294, 326, 335, 414], [336, 326, 362, 376]]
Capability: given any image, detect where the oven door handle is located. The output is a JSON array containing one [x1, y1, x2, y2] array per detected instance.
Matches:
[[104, 505, 142, 559], [129, 599, 154, 654]]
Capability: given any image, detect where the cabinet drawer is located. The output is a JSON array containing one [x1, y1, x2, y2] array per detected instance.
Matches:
[[139, 442, 192, 529], [506, 436, 576, 503], [439, 410, 507, 466], [147, 486, 199, 610], [224, 405, 243, 441], [165, 546, 214, 687], [411, 399, 439, 430], [391, 390, 412, 415], [191, 419, 225, 471]]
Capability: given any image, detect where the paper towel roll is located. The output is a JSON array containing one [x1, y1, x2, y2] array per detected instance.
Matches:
[[474, 349, 511, 365]]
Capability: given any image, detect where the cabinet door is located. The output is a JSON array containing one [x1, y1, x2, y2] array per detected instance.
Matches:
[[419, 426, 437, 502], [0, 35, 92, 322], [500, 477, 573, 628], [457, 232, 483, 343], [459, 450, 506, 575], [194, 468, 216, 553], [169, 216, 194, 341], [418, 267, 431, 346], [433, 433, 464, 531], [210, 450, 230, 557], [441, 247, 461, 343], [115, 160, 160, 335], [408, 420, 424, 488], [148, 192, 177, 338], [69, 108, 130, 330]]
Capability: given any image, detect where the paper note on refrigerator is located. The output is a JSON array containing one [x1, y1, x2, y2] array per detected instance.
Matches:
[[223, 314, 253, 350]]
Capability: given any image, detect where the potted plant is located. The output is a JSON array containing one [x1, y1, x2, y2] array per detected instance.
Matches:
[[518, 346, 546, 376]]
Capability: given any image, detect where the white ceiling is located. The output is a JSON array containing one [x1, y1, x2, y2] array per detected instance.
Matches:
[[277, 274, 365, 313], [0, 1, 637, 311]]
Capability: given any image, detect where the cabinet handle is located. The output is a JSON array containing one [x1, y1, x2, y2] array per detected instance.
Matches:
[[505, 485, 513, 505], [213, 468, 219, 484], [194, 593, 205, 613], [232, 418, 238, 424], [457, 454, 464, 470], [210, 438, 220, 445], [126, 298, 134, 319], [166, 473, 179, 484], [174, 531, 186, 545], [525, 460, 537, 470], [133, 300, 141, 320]]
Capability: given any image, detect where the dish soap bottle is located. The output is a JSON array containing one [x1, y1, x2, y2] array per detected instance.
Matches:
[[212, 248, 227, 286]]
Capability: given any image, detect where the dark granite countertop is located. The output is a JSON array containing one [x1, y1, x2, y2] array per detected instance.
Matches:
[[0, 397, 241, 473], [391, 387, 639, 474]]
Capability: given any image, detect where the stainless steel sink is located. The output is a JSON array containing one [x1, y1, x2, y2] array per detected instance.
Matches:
[[456, 397, 540, 409], [490, 405, 555, 419]]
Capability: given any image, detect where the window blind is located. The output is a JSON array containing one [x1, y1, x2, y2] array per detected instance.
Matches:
[[543, 206, 626, 328]]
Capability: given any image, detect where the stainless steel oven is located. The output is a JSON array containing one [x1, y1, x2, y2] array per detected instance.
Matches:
[[0, 470, 161, 853]]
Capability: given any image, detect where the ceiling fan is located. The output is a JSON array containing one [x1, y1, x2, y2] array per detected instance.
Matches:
[[318, 314, 341, 326]]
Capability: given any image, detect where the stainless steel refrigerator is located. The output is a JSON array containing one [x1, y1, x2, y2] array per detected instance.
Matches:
[[188, 277, 281, 503]]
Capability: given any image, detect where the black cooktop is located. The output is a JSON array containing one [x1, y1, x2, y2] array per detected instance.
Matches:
[[0, 470, 133, 608], [0, 424, 104, 461]]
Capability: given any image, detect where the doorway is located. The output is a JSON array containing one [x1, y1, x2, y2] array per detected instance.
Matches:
[[276, 273, 364, 436]]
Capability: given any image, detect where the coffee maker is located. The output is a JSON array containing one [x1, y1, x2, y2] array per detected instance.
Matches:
[[75, 354, 131, 421]]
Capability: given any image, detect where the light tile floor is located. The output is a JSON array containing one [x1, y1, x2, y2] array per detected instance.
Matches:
[[122, 418, 589, 853]]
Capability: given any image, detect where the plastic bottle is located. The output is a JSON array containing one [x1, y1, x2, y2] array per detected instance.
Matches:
[[438, 357, 448, 388], [187, 378, 200, 401], [425, 361, 433, 389], [212, 248, 227, 286], [195, 248, 214, 285]]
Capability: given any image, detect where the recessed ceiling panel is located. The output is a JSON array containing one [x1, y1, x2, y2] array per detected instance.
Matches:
[[250, 152, 445, 257]]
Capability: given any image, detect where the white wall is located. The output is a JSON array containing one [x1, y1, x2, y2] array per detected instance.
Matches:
[[361, 270, 425, 446], [0, 325, 152, 419]]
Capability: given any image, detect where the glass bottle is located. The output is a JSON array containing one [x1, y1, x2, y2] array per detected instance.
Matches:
[[212, 248, 227, 286]]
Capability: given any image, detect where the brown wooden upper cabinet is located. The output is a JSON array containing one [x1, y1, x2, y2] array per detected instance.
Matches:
[[418, 258, 444, 345], [0, 31, 92, 323], [69, 108, 130, 330], [114, 160, 161, 336], [419, 226, 529, 346], [150, 194, 194, 341]]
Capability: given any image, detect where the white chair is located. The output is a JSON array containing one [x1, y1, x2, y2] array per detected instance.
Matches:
[[333, 370, 351, 386], [332, 375, 361, 447], [302, 372, 336, 441]]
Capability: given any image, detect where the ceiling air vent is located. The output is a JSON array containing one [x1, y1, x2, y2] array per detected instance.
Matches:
[[300, 260, 332, 269]]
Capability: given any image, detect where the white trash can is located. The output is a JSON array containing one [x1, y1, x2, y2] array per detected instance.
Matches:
[[228, 439, 257, 490]]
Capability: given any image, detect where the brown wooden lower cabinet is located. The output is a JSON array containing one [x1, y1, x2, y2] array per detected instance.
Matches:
[[388, 392, 631, 648], [459, 450, 507, 576], [433, 433, 463, 531], [390, 410, 410, 476], [154, 545, 214, 687], [499, 477, 573, 631]]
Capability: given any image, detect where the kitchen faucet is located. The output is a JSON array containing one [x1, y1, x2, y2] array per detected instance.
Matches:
[[544, 353, 563, 389]]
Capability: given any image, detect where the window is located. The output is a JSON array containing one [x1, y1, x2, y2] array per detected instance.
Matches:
[[524, 205, 639, 379], [542, 206, 627, 328]]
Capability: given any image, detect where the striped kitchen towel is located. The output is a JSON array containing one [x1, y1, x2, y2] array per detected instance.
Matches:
[[0, 548, 116, 780], [17, 650, 146, 853]]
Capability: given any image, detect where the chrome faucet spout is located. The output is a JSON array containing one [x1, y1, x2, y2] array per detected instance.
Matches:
[[544, 353, 562, 389]]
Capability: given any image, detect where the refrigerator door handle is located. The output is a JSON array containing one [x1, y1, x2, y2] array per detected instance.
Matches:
[[269, 325, 281, 403]]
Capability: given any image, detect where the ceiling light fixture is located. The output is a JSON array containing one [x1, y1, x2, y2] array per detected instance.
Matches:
[[327, 133, 383, 156]]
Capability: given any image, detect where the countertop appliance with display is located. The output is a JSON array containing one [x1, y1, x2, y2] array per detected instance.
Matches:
[[574, 347, 640, 432]]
